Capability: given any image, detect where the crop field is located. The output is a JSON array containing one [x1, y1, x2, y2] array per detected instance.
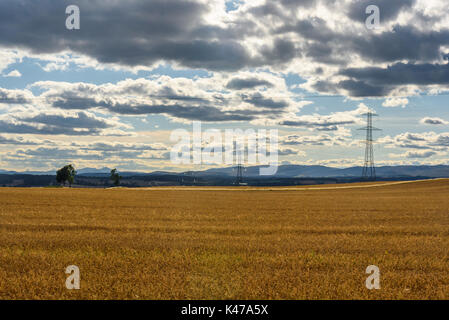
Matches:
[[0, 179, 448, 300]]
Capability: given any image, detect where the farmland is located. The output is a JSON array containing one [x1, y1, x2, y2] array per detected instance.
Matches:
[[0, 179, 448, 299]]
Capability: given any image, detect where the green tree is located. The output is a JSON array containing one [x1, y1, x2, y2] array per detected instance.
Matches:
[[110, 168, 122, 187], [56, 164, 76, 187]]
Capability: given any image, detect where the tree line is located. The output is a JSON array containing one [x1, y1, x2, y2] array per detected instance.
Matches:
[[56, 164, 121, 187]]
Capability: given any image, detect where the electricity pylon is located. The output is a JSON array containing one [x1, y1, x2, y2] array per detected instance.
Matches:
[[358, 112, 381, 180], [235, 152, 244, 185]]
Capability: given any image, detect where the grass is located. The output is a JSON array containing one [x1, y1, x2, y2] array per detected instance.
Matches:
[[0, 179, 448, 299]]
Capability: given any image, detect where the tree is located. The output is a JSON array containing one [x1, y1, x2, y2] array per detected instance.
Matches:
[[110, 168, 122, 187], [56, 164, 76, 187]]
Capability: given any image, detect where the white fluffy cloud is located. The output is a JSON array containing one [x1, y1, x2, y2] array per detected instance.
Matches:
[[383, 97, 409, 108], [380, 131, 449, 150], [4, 69, 21, 77], [24, 74, 307, 124]]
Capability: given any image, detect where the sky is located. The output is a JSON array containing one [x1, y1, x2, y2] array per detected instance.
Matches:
[[1, 0, 449, 172]]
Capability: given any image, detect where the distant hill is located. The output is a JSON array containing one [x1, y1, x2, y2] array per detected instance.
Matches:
[[1, 165, 449, 178], [2, 164, 448, 187], [197, 165, 449, 178]]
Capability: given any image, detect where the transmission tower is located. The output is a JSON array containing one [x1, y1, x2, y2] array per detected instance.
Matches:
[[235, 154, 244, 185], [358, 112, 381, 180]]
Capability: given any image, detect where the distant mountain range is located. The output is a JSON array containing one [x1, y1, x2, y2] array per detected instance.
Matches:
[[199, 165, 449, 178], [1, 165, 449, 178]]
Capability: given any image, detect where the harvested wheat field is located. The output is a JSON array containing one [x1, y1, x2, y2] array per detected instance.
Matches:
[[0, 179, 448, 300]]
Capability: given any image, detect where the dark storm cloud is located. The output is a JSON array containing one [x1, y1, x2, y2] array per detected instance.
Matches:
[[276, 18, 335, 42], [311, 79, 392, 97], [240, 93, 288, 109], [270, 3, 449, 71], [226, 78, 273, 90], [350, 26, 449, 63], [337, 79, 392, 97], [260, 38, 298, 65], [1, 0, 448, 100], [304, 42, 344, 65], [277, 21, 449, 66], [0, 0, 255, 71], [279, 0, 316, 8], [0, 111, 122, 135], [149, 87, 209, 103], [341, 62, 449, 86], [0, 0, 204, 50], [0, 0, 447, 74], [248, 3, 284, 18], [50, 96, 255, 122], [310, 81, 338, 95], [314, 61, 449, 97], [140, 40, 252, 71]]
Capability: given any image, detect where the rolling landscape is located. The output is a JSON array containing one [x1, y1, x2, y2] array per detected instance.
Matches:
[[1, 164, 449, 187]]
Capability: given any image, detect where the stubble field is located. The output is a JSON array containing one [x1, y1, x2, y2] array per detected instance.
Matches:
[[0, 179, 448, 299]]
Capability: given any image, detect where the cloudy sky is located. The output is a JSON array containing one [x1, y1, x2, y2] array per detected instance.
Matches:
[[1, 0, 449, 172]]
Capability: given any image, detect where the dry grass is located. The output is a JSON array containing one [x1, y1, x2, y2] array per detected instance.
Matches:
[[0, 179, 448, 299]]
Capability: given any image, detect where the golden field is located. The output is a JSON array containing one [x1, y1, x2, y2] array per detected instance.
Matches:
[[0, 179, 448, 300]]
